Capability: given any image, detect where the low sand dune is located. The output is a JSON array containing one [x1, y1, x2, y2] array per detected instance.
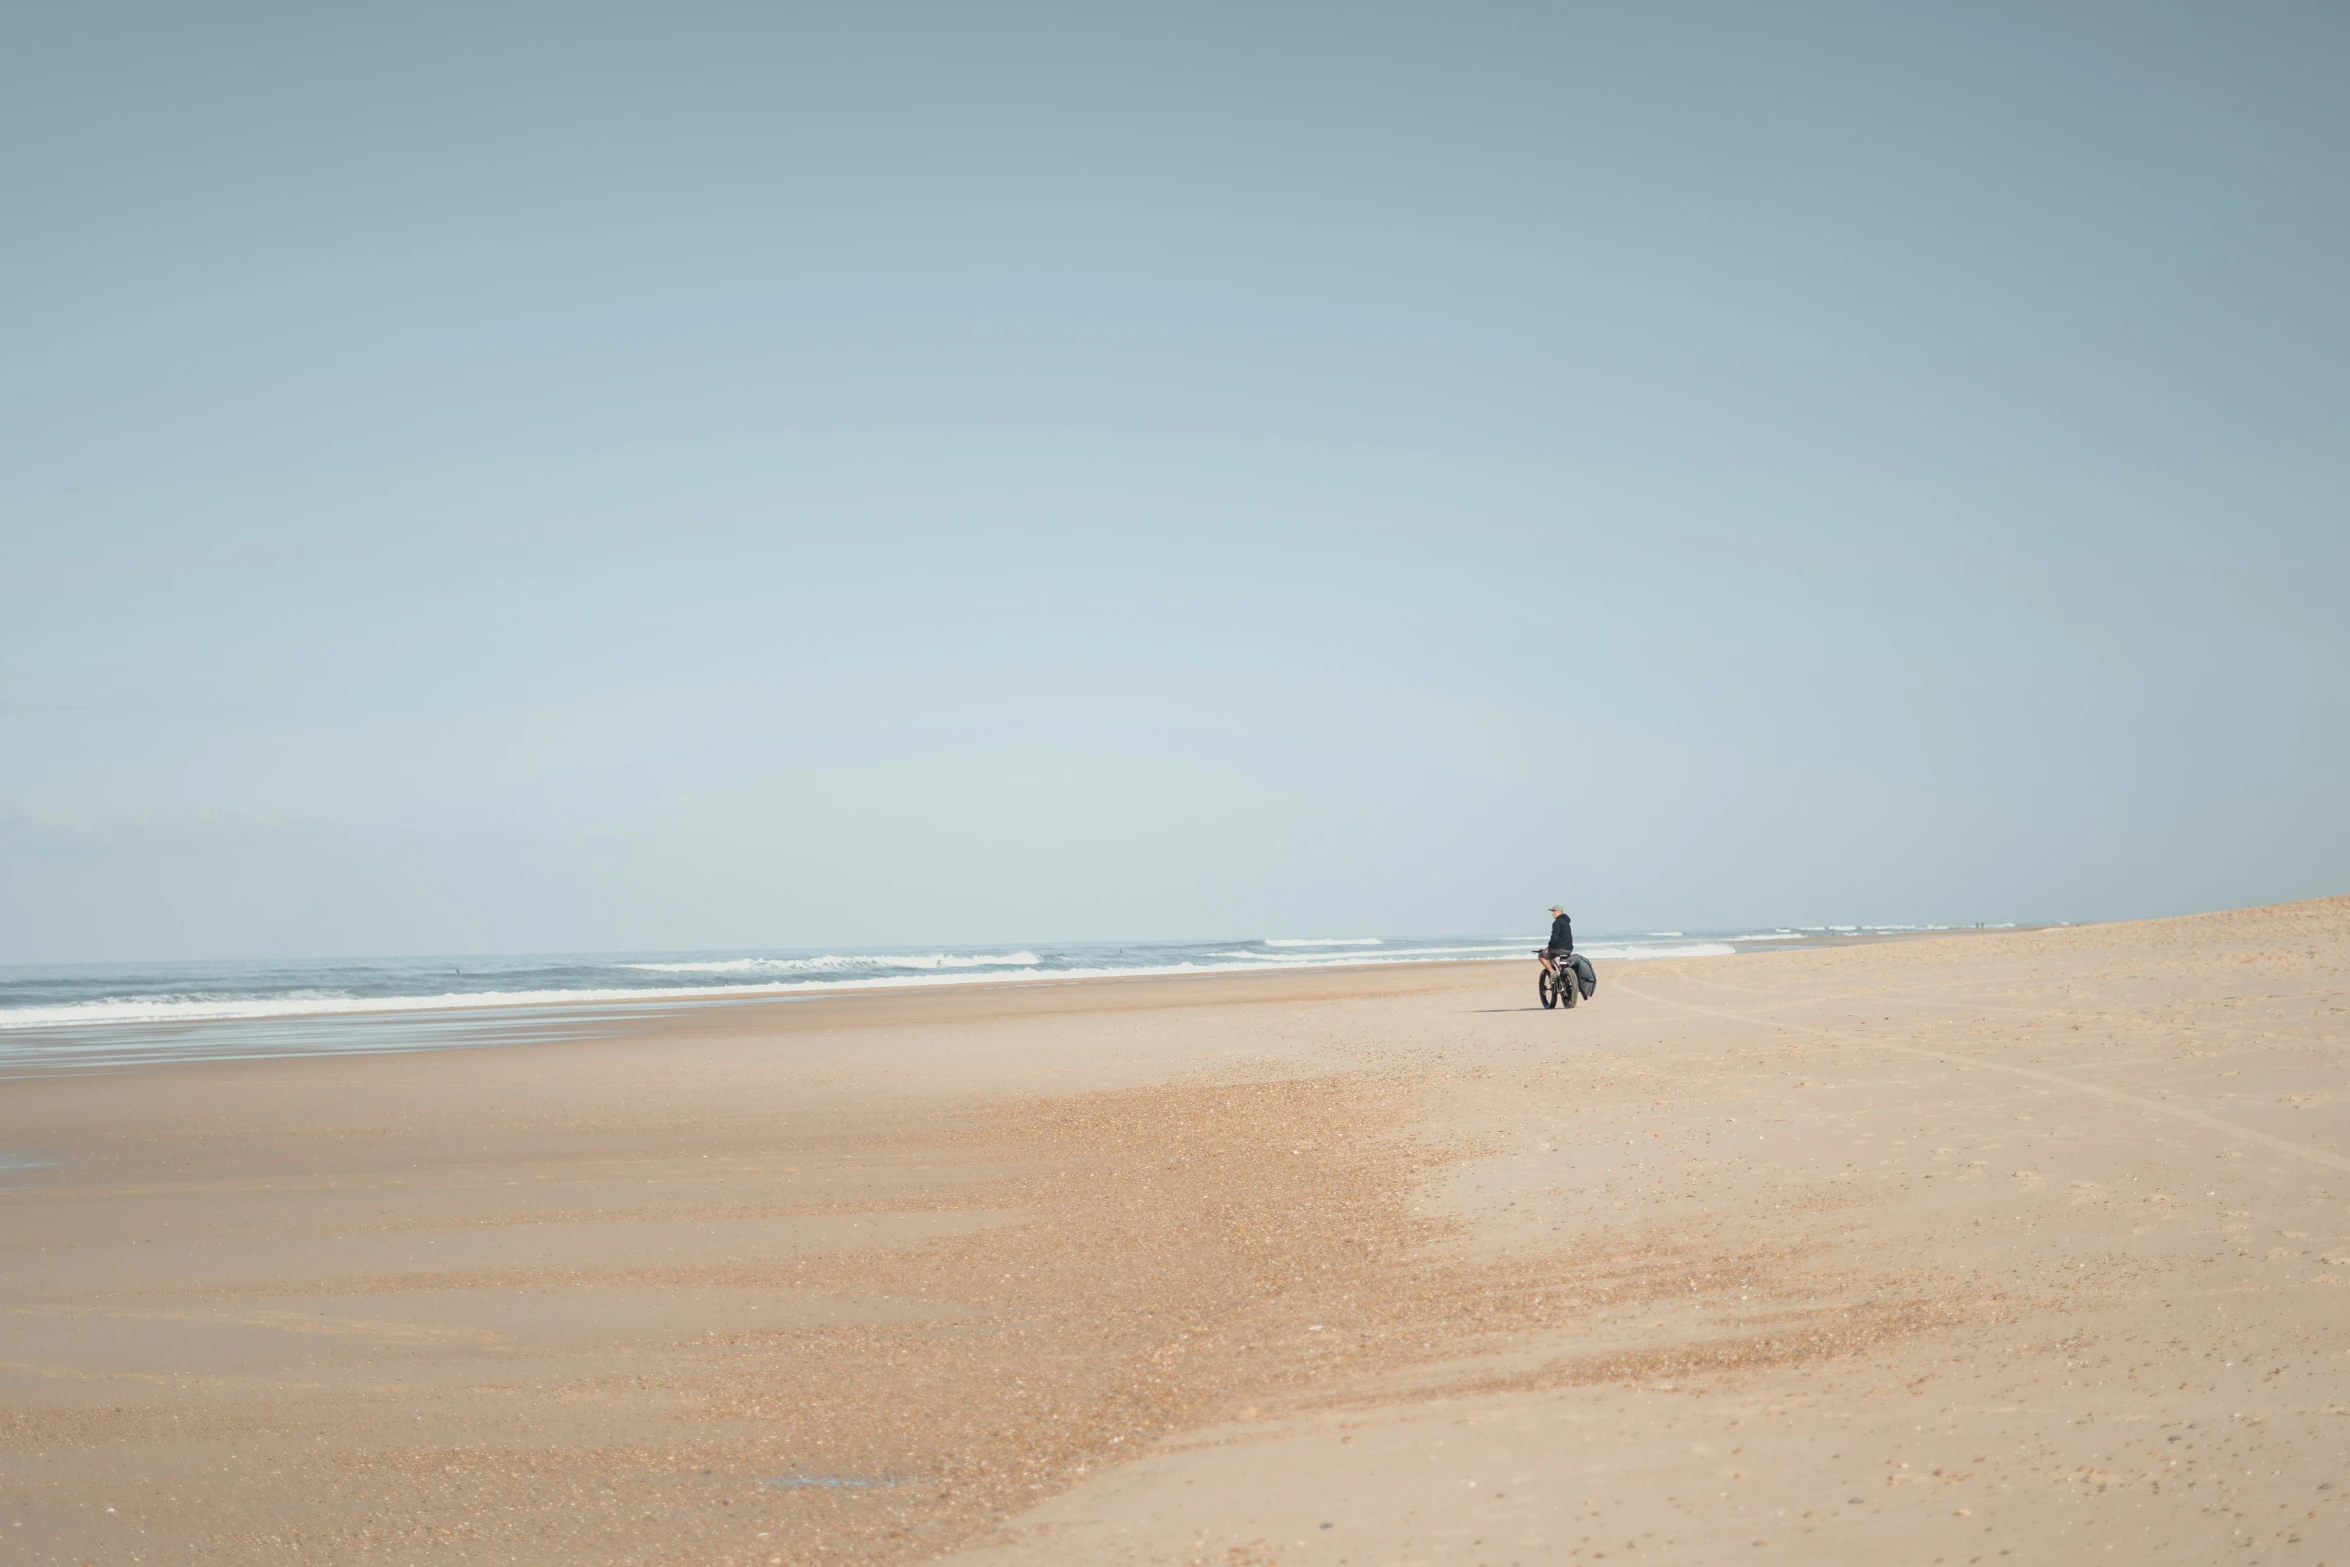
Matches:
[[3, 899, 2346, 1564]]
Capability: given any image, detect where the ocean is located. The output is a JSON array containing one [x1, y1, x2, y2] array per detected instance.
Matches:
[[0, 927, 1962, 1072]]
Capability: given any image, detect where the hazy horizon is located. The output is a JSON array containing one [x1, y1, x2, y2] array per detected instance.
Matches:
[[5, 4, 2346, 964]]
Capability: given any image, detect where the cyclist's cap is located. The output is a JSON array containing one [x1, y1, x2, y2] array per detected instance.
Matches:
[[1548, 904, 1563, 913]]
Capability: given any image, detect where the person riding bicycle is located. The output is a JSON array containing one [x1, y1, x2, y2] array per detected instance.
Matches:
[[1539, 905, 1573, 978]]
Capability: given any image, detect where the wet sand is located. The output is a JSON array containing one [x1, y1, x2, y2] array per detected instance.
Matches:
[[3, 899, 2346, 1565]]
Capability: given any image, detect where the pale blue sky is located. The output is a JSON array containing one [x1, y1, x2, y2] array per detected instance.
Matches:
[[3, 3, 2344, 961]]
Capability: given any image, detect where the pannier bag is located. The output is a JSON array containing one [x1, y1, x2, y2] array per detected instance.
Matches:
[[1570, 952, 1597, 999]]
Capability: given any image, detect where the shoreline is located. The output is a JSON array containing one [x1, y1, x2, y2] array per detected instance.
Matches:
[[0, 923, 2039, 1074]]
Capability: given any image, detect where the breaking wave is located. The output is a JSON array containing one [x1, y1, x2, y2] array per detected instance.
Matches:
[[1, 922, 1930, 1048], [625, 953, 1042, 975]]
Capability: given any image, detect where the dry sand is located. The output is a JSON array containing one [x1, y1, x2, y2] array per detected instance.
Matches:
[[3, 899, 2347, 1565]]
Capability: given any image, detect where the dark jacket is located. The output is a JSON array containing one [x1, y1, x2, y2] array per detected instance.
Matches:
[[1547, 913, 1573, 952]]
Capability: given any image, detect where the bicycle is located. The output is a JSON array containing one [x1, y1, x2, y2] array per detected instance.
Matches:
[[1536, 949, 1578, 1009]]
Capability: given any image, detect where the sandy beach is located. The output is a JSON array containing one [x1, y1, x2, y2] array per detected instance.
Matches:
[[3, 899, 2346, 1565]]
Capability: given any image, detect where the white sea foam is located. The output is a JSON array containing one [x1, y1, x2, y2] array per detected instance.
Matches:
[[0, 933, 1764, 1037], [1578, 942, 1737, 960], [624, 953, 1041, 975], [1262, 938, 1382, 947], [0, 988, 705, 1031], [0, 973, 1089, 1030], [0, 948, 1528, 1033], [1219, 939, 1735, 962], [1210, 943, 1523, 963]]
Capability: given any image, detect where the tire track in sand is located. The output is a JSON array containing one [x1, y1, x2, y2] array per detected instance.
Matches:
[[1615, 975, 2350, 1174]]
